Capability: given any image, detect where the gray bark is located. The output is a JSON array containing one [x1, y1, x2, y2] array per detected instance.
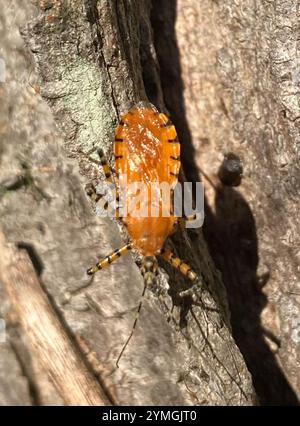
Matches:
[[152, 0, 299, 405], [0, 232, 111, 405]]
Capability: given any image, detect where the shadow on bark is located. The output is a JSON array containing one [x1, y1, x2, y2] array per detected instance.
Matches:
[[150, 0, 299, 406], [150, 0, 199, 186], [204, 188, 299, 406]]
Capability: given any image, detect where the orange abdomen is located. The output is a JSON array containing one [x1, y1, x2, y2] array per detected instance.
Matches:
[[114, 103, 180, 255]]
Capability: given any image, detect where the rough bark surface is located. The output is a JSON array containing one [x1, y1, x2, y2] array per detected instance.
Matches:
[[0, 232, 111, 406], [2, 0, 296, 407], [151, 0, 300, 405]]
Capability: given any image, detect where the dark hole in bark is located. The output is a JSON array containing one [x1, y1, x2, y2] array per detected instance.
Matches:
[[150, 0, 299, 406]]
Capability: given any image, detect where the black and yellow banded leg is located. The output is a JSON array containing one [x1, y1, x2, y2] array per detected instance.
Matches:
[[86, 148, 122, 218], [85, 182, 122, 219], [98, 148, 123, 218], [87, 242, 132, 275], [97, 148, 114, 184], [170, 189, 196, 223], [85, 183, 119, 217], [177, 214, 197, 233], [160, 249, 198, 283], [183, 213, 197, 222], [85, 182, 102, 203]]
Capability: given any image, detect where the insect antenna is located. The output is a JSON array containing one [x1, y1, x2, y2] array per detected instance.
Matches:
[[116, 280, 147, 368], [116, 256, 158, 367]]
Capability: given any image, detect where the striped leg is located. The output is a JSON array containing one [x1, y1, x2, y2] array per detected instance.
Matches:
[[183, 213, 197, 221], [176, 214, 198, 233], [170, 188, 196, 223], [85, 182, 121, 219], [98, 148, 122, 218], [97, 148, 114, 184], [85, 148, 113, 200], [160, 249, 198, 283], [85, 183, 102, 203], [86, 148, 122, 218], [87, 242, 132, 275]]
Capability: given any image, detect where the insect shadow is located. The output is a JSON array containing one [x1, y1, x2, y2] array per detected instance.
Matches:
[[204, 186, 299, 406], [150, 0, 299, 406]]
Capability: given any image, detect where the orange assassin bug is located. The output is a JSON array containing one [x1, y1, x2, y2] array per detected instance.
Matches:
[[86, 102, 200, 365]]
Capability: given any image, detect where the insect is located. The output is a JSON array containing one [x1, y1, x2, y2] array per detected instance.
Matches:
[[86, 102, 200, 365]]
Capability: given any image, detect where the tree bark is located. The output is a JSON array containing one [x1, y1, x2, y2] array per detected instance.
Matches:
[[0, 232, 111, 406], [152, 0, 300, 405], [5, 0, 296, 406]]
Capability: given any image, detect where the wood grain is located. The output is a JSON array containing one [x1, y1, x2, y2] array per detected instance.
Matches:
[[0, 231, 111, 406]]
